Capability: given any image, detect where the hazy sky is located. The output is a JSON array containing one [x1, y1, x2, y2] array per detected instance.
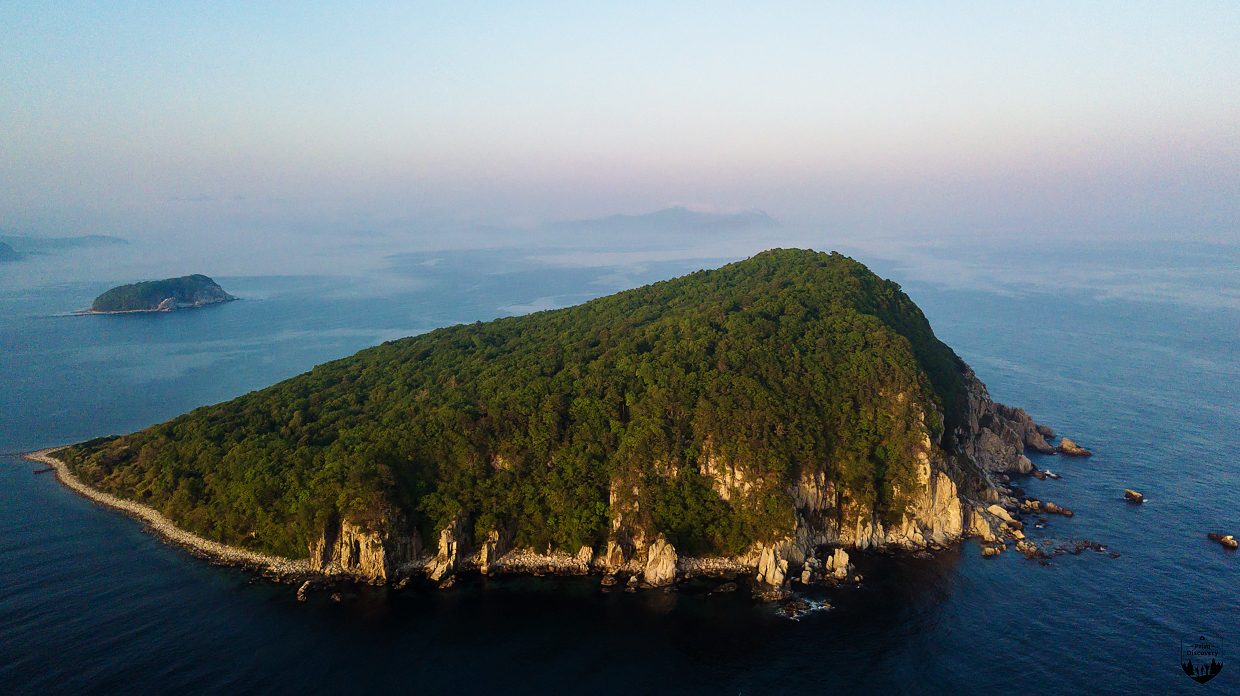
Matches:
[[2, 1, 1237, 243]]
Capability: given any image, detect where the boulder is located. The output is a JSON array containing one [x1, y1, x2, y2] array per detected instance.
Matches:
[[756, 546, 788, 587], [1014, 541, 1047, 559], [967, 507, 997, 542], [1124, 489, 1144, 504], [981, 546, 1002, 557], [824, 547, 853, 580], [1036, 424, 1056, 439], [1207, 533, 1238, 550], [1057, 438, 1092, 457], [643, 535, 678, 586], [986, 504, 1018, 526]]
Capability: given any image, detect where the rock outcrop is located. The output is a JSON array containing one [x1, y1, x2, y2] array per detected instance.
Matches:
[[824, 548, 853, 580], [756, 545, 788, 587], [643, 535, 678, 586], [995, 404, 1057, 454], [727, 363, 1079, 587], [308, 517, 420, 583], [426, 511, 470, 582], [959, 369, 1050, 475], [1057, 438, 1092, 457], [477, 529, 513, 574], [1207, 533, 1238, 550], [1124, 489, 1144, 504]]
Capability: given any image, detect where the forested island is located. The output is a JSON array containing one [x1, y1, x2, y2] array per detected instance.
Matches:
[[85, 274, 235, 313], [51, 250, 1072, 588]]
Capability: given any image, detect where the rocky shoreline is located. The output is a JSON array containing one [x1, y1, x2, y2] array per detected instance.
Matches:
[[24, 361, 1112, 600], [72, 296, 235, 316], [25, 448, 313, 580], [23, 447, 766, 589]]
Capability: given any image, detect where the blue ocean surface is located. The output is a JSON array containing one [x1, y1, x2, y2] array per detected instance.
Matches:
[[1, 239, 1236, 694]]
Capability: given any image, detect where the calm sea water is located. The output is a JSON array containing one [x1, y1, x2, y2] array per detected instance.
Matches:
[[1, 240, 1236, 694]]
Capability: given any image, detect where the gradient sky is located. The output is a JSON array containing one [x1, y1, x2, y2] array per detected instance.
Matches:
[[2, 1, 1237, 242]]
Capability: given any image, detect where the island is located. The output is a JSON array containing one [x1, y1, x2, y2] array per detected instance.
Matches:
[[39, 250, 1082, 592], [84, 274, 235, 313], [0, 241, 20, 262]]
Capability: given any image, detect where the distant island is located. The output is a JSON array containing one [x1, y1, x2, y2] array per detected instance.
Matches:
[[0, 234, 128, 253], [42, 250, 1084, 591], [84, 274, 236, 313], [0, 242, 20, 262]]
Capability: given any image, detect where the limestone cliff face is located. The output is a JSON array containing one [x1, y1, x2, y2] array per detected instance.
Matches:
[[740, 363, 1056, 586], [426, 511, 471, 581], [308, 517, 420, 582], [602, 478, 645, 570], [305, 363, 1049, 589], [477, 528, 513, 574]]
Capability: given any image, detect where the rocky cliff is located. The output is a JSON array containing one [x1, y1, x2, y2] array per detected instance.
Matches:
[[376, 359, 1071, 590], [308, 517, 420, 583]]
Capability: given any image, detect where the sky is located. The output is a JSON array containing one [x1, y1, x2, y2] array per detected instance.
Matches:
[[2, 1, 1238, 249]]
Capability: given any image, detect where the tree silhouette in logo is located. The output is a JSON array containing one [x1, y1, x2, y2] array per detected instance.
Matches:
[[1182, 635, 1224, 684]]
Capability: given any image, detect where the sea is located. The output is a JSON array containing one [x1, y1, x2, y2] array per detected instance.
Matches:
[[1, 232, 1237, 694]]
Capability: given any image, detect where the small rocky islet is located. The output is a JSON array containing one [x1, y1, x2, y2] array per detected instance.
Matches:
[[81, 274, 235, 313], [48, 249, 1117, 604]]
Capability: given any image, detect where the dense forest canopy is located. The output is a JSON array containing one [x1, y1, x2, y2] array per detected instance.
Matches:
[[91, 274, 231, 312], [61, 249, 968, 559]]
